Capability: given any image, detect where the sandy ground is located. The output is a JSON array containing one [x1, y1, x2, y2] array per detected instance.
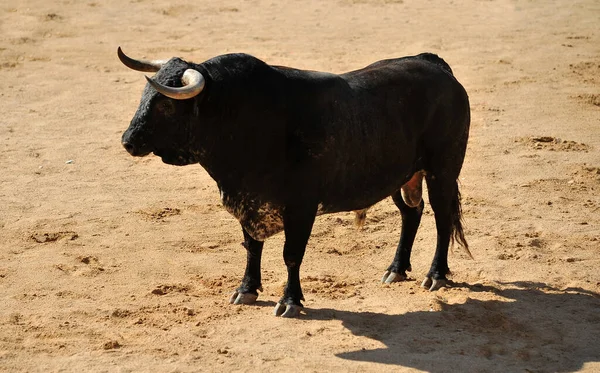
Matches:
[[1, 0, 599, 371]]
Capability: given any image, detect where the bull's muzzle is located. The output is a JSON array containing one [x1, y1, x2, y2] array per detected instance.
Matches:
[[122, 141, 151, 157], [121, 130, 152, 157]]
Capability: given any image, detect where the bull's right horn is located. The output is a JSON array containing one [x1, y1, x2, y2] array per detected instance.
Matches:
[[117, 46, 166, 72], [145, 69, 205, 100]]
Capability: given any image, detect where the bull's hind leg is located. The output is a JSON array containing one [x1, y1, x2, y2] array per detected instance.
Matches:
[[230, 227, 264, 305], [421, 174, 459, 291], [381, 173, 425, 284]]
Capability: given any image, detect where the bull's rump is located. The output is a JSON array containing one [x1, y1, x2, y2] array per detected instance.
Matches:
[[310, 55, 469, 213]]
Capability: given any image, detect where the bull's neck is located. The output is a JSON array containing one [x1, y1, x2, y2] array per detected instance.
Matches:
[[194, 132, 247, 188]]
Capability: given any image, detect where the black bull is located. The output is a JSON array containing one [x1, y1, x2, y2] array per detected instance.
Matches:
[[118, 48, 471, 317]]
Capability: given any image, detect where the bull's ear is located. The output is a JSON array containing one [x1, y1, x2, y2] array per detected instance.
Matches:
[[145, 69, 206, 100], [117, 47, 166, 73]]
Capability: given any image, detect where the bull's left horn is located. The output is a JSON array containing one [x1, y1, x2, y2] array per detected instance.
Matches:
[[145, 69, 205, 100], [117, 46, 166, 72]]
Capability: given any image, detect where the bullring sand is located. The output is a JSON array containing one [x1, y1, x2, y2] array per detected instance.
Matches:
[[1, 0, 599, 371]]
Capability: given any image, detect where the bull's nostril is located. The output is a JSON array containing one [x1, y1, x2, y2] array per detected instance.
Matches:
[[122, 141, 135, 155]]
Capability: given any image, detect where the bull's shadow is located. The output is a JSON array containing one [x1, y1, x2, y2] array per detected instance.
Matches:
[[307, 282, 600, 373]]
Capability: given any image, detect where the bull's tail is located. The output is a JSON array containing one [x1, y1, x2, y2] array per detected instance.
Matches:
[[417, 53, 454, 76], [450, 185, 473, 259]]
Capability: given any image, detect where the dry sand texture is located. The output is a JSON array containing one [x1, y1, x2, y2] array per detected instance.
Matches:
[[1, 0, 599, 372]]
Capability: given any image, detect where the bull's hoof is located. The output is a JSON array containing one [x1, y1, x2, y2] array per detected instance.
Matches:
[[273, 303, 303, 318], [229, 287, 262, 305], [381, 270, 407, 284], [421, 277, 447, 291]]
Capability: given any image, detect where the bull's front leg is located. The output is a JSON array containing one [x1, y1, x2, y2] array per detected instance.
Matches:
[[273, 202, 317, 318], [229, 227, 264, 305]]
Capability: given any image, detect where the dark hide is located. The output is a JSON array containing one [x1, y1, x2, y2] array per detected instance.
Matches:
[[121, 52, 470, 314]]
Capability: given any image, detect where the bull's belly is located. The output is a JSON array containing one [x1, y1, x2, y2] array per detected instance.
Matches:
[[316, 188, 398, 215], [317, 168, 421, 213], [222, 195, 382, 241], [219, 170, 423, 241], [220, 189, 341, 241]]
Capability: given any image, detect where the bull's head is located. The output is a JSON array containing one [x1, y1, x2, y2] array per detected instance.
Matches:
[[118, 47, 206, 166]]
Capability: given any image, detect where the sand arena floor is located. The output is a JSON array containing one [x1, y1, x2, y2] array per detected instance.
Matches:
[[1, 0, 599, 371]]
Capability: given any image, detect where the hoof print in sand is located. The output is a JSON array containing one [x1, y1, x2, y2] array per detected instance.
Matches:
[[136, 207, 181, 222], [150, 284, 192, 296], [572, 93, 600, 107], [518, 136, 590, 152], [31, 231, 78, 243]]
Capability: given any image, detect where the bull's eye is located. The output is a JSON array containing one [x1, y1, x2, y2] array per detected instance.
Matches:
[[157, 99, 175, 116]]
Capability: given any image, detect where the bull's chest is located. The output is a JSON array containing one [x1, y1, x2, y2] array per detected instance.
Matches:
[[220, 189, 284, 241]]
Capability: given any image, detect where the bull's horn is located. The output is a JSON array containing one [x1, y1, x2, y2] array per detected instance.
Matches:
[[117, 46, 166, 72], [145, 69, 205, 100]]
